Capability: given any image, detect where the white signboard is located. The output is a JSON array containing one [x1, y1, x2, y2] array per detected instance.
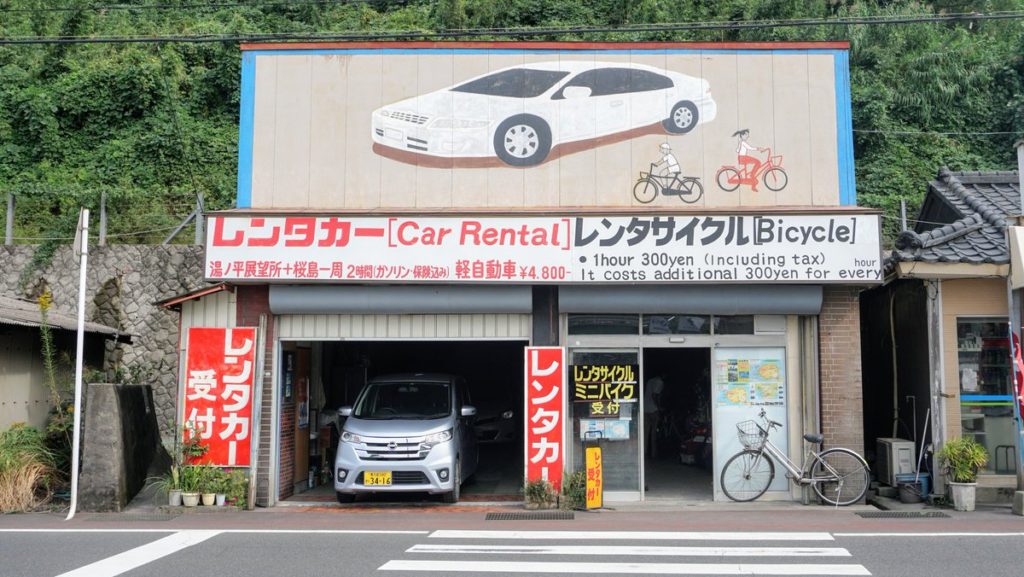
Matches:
[[205, 214, 881, 284]]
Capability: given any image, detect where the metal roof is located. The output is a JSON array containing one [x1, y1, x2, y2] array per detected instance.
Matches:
[[0, 295, 131, 342], [888, 168, 1020, 268]]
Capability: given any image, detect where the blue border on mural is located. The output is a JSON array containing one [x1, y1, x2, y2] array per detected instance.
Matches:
[[235, 48, 856, 208], [237, 52, 256, 209]]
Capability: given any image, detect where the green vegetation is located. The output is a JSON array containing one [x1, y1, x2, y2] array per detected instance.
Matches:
[[937, 436, 989, 483], [0, 423, 57, 512], [0, 1, 1021, 245]]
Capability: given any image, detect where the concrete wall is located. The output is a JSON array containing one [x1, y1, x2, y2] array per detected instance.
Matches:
[[0, 245, 206, 434], [79, 383, 161, 512]]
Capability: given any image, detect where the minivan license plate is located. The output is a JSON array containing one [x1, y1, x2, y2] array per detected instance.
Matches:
[[364, 471, 392, 486]]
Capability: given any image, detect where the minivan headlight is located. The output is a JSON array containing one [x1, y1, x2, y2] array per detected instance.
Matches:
[[341, 431, 362, 444], [422, 429, 453, 446]]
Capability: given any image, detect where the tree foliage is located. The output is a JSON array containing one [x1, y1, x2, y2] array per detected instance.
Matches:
[[0, 0, 1021, 244]]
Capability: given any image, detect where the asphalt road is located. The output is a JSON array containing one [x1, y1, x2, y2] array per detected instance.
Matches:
[[2, 507, 1023, 576]]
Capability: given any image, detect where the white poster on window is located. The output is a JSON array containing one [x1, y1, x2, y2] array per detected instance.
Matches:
[[713, 347, 789, 501]]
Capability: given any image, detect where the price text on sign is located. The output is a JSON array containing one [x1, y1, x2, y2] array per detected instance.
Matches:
[[206, 214, 882, 284], [573, 364, 638, 401], [183, 327, 257, 467], [525, 347, 566, 491]]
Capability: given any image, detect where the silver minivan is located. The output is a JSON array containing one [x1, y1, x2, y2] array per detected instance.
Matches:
[[333, 373, 478, 503]]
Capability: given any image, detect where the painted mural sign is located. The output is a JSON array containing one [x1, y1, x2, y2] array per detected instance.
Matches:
[[183, 327, 257, 467], [205, 213, 882, 284], [525, 346, 566, 490], [238, 43, 853, 210]]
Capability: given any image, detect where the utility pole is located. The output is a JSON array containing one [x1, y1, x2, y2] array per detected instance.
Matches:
[[194, 192, 205, 246], [99, 191, 107, 247], [66, 208, 89, 521], [5, 193, 13, 246]]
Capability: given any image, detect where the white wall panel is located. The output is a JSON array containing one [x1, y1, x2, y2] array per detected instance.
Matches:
[[277, 313, 531, 340]]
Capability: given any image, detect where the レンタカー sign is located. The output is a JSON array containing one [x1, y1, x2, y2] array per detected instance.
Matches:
[[183, 327, 257, 467], [205, 214, 881, 284], [525, 346, 565, 491]]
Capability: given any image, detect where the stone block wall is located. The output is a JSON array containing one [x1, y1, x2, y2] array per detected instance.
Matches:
[[0, 245, 206, 434], [819, 286, 865, 457]]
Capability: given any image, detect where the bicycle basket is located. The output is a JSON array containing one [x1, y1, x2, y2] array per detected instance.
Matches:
[[770, 155, 783, 165], [736, 420, 767, 450]]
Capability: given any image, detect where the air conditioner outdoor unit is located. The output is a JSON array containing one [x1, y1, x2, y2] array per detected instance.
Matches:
[[876, 438, 916, 486]]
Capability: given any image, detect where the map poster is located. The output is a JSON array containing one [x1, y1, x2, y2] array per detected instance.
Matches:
[[715, 357, 785, 407]]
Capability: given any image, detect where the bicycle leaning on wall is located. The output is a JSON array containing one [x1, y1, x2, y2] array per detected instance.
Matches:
[[720, 409, 870, 506]]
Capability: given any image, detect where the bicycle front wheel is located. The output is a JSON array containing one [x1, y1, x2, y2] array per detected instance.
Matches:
[[677, 178, 704, 204], [811, 448, 870, 506], [720, 449, 775, 502], [633, 180, 658, 204]]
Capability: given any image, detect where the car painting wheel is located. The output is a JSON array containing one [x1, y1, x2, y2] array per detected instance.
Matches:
[[763, 168, 788, 191], [494, 115, 552, 167], [663, 101, 699, 134], [442, 458, 461, 504], [633, 180, 659, 204], [716, 167, 741, 192], [336, 492, 355, 504], [677, 178, 704, 204]]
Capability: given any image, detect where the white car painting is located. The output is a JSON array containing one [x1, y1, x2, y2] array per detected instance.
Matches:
[[371, 61, 717, 167]]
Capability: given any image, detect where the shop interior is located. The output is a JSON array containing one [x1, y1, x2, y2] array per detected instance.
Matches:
[[642, 347, 713, 500], [284, 340, 526, 502]]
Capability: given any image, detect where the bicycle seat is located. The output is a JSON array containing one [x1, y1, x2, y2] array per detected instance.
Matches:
[[803, 433, 823, 444]]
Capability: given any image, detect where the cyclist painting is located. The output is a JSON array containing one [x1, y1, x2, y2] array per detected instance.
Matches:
[[653, 143, 682, 189], [733, 129, 766, 191]]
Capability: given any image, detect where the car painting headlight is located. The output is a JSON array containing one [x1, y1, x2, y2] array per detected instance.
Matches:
[[432, 118, 489, 129], [422, 429, 453, 446], [340, 431, 362, 444]]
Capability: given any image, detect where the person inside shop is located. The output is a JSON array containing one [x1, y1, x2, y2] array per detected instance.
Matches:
[[644, 374, 665, 459]]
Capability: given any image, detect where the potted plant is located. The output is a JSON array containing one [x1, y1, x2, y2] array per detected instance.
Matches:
[[937, 436, 989, 511], [214, 469, 228, 507], [155, 465, 182, 507], [199, 466, 217, 506], [225, 469, 248, 509], [560, 470, 587, 511], [180, 465, 202, 507]]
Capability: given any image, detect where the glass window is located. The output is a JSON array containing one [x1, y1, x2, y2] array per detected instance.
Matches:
[[568, 314, 640, 335], [713, 315, 755, 335], [956, 317, 1015, 473], [642, 314, 711, 335], [451, 68, 570, 98]]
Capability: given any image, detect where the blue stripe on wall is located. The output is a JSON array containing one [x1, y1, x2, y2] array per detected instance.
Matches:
[[236, 52, 256, 209], [833, 50, 856, 206]]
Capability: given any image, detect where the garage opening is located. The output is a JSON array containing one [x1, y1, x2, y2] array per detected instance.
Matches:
[[282, 340, 526, 503], [643, 347, 713, 500]]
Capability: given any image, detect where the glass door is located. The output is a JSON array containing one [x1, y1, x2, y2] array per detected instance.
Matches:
[[569, 348, 641, 500]]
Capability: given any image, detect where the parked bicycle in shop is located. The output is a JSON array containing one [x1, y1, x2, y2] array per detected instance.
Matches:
[[720, 408, 870, 506]]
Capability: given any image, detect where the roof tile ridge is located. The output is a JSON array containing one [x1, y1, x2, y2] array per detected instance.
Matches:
[[940, 168, 1007, 228]]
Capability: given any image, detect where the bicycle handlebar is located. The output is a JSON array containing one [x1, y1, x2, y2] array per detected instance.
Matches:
[[758, 409, 781, 429]]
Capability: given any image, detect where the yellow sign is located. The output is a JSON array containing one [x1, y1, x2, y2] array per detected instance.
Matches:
[[585, 447, 603, 510], [364, 471, 392, 486]]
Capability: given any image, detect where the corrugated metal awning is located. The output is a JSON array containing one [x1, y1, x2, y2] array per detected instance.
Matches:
[[0, 295, 131, 342]]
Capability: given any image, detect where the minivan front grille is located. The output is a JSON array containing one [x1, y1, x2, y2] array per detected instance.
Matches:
[[355, 437, 429, 461], [357, 471, 428, 485], [381, 109, 429, 125]]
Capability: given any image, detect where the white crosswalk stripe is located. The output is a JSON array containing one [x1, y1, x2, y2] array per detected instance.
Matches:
[[379, 530, 871, 575]]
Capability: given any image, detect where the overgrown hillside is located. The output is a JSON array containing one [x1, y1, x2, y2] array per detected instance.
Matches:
[[0, 0, 1022, 244]]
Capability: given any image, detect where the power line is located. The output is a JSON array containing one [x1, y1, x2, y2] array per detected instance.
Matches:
[[2, 10, 1023, 45]]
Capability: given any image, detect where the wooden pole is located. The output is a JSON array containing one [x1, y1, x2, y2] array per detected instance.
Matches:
[[5, 193, 13, 245]]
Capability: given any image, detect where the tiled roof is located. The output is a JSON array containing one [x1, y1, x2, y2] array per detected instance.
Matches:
[[888, 168, 1020, 268]]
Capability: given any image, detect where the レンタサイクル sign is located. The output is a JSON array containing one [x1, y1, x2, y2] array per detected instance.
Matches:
[[183, 327, 257, 467], [524, 346, 566, 491], [205, 214, 881, 284]]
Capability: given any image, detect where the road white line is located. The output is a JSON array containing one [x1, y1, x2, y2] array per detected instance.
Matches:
[[408, 544, 851, 557], [54, 530, 221, 577], [831, 537, 1024, 541], [379, 560, 871, 575], [428, 530, 835, 541], [0, 528, 427, 535]]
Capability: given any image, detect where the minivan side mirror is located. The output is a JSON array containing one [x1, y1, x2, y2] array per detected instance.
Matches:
[[461, 405, 477, 418], [338, 406, 352, 418]]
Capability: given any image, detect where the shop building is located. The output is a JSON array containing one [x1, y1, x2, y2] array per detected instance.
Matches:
[[177, 42, 882, 506]]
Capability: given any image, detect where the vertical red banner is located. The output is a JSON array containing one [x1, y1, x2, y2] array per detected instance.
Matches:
[[183, 327, 257, 467], [524, 346, 565, 491]]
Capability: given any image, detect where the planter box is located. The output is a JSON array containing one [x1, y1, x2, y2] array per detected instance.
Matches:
[[949, 482, 977, 512]]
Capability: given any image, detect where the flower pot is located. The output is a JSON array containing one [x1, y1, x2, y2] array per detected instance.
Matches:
[[948, 481, 977, 512], [168, 489, 183, 507], [215, 493, 226, 507], [201, 492, 216, 506], [182, 492, 200, 507]]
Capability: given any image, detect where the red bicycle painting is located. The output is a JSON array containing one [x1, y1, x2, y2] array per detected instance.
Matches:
[[716, 148, 788, 192]]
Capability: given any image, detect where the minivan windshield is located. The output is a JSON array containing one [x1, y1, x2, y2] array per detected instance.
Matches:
[[352, 381, 451, 420], [451, 69, 570, 98]]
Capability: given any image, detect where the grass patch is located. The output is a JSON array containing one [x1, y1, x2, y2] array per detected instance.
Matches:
[[0, 423, 58, 513]]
